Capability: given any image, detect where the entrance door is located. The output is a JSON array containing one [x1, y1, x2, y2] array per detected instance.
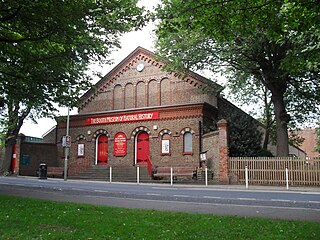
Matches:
[[97, 135, 108, 165], [136, 132, 149, 164]]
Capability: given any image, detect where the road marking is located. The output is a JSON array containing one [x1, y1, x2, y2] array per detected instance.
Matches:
[[271, 199, 291, 202], [173, 195, 190, 198], [237, 198, 256, 201], [308, 201, 320, 204], [71, 188, 84, 191], [203, 196, 221, 199], [146, 193, 161, 196], [152, 187, 177, 190], [94, 190, 109, 193]]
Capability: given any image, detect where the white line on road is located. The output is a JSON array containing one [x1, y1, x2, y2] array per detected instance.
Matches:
[[203, 196, 221, 199], [146, 193, 161, 196], [152, 187, 177, 190], [271, 199, 291, 202], [173, 195, 190, 198], [71, 188, 85, 191], [237, 198, 257, 201], [94, 190, 109, 193]]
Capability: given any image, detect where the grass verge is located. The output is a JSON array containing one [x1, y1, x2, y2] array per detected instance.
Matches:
[[0, 195, 319, 239]]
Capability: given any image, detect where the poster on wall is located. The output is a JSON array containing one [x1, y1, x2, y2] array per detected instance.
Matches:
[[114, 132, 127, 156], [78, 143, 85, 156], [161, 139, 170, 154]]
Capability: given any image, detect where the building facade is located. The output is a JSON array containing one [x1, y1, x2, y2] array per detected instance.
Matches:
[[50, 47, 230, 182]]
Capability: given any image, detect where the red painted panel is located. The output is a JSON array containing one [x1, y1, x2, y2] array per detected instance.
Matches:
[[86, 112, 159, 125], [97, 135, 108, 164], [136, 132, 149, 165], [114, 132, 127, 156], [11, 144, 16, 173]]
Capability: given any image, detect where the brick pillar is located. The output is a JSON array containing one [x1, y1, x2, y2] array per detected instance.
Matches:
[[217, 119, 229, 184], [14, 135, 22, 175]]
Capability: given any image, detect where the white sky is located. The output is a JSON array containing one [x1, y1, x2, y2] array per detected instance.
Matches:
[[19, 0, 231, 138]]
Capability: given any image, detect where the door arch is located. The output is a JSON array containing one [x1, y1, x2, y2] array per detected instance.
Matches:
[[96, 134, 108, 165], [135, 131, 150, 165]]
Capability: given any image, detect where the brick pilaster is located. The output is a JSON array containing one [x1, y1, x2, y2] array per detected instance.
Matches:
[[217, 119, 229, 184]]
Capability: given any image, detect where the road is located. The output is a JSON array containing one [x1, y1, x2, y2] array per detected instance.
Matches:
[[0, 176, 319, 222]]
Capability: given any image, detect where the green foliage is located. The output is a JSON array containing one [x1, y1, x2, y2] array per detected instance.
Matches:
[[155, 0, 320, 156], [0, 0, 146, 144], [1, 195, 320, 239], [226, 112, 264, 157]]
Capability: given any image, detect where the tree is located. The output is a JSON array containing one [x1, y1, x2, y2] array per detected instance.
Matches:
[[227, 112, 266, 157], [155, 0, 320, 156], [227, 73, 275, 150], [0, 0, 146, 173]]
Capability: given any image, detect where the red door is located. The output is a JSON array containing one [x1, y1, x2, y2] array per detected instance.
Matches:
[[136, 132, 149, 165], [97, 135, 108, 165]]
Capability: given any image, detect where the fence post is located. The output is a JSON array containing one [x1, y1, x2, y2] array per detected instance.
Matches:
[[245, 166, 249, 189], [109, 166, 112, 183], [170, 167, 173, 186], [205, 167, 208, 187], [137, 166, 140, 185], [285, 167, 289, 190]]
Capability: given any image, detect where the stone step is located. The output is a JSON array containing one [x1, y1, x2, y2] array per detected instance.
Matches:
[[69, 165, 152, 182]]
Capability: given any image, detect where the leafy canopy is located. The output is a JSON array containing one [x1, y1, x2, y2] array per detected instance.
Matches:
[[0, 0, 146, 134], [155, 0, 320, 156]]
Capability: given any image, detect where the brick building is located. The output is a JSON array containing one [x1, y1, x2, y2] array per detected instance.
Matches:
[[45, 47, 232, 182], [295, 128, 319, 159]]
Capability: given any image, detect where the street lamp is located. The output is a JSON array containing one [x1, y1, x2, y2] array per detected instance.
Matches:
[[63, 87, 71, 181]]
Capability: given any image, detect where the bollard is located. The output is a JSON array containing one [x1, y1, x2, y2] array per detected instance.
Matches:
[[205, 167, 208, 187], [285, 167, 289, 190], [137, 166, 140, 184], [245, 166, 249, 189], [109, 166, 112, 183], [170, 167, 173, 186]]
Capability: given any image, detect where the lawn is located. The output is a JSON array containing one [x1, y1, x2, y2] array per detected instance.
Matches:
[[0, 195, 319, 239]]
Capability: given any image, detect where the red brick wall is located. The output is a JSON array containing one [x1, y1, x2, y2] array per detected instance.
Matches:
[[57, 104, 205, 171], [79, 54, 218, 114]]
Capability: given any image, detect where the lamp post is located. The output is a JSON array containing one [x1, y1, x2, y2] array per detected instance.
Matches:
[[64, 88, 71, 181]]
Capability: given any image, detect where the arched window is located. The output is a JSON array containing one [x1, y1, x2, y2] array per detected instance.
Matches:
[[161, 133, 170, 155], [183, 132, 193, 154]]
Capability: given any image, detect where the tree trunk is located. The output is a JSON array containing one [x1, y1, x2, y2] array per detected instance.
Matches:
[[271, 93, 290, 157], [262, 86, 271, 150]]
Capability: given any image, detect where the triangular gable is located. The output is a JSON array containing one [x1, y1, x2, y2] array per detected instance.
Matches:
[[79, 46, 223, 110]]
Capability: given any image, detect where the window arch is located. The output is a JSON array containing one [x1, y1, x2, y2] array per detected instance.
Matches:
[[148, 79, 158, 106], [124, 83, 134, 109], [161, 133, 171, 155], [183, 132, 193, 154], [136, 81, 146, 108], [113, 84, 123, 110], [160, 78, 171, 105]]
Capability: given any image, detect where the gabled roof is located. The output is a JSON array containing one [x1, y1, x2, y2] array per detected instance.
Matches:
[[79, 46, 223, 108]]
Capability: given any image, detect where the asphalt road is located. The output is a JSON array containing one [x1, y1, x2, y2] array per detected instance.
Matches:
[[0, 176, 320, 222]]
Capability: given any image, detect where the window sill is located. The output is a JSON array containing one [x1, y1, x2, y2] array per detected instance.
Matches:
[[183, 152, 193, 155]]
